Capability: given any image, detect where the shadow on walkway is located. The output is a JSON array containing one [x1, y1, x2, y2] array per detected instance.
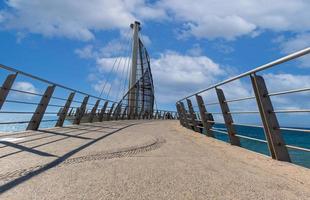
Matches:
[[0, 122, 141, 194], [0, 126, 107, 157], [0, 141, 57, 158]]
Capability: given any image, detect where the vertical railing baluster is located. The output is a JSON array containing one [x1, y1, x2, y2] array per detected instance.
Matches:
[[0, 73, 17, 110], [27, 85, 55, 130], [107, 103, 115, 121], [138, 110, 143, 119], [179, 102, 190, 129], [113, 103, 122, 120], [121, 106, 128, 120], [195, 95, 214, 137], [176, 103, 184, 126], [186, 99, 199, 132], [216, 88, 240, 146], [157, 111, 161, 119], [89, 99, 100, 123], [55, 92, 75, 127], [73, 95, 89, 125], [98, 101, 109, 122], [251, 74, 290, 162]]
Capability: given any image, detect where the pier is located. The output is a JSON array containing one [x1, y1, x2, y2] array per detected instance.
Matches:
[[0, 21, 309, 199], [1, 120, 309, 199]]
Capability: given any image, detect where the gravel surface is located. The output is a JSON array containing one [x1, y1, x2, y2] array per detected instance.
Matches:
[[0, 120, 309, 199]]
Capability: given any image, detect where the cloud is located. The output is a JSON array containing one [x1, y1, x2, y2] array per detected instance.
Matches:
[[159, 0, 310, 40], [2, 0, 310, 41], [276, 33, 310, 67], [74, 45, 97, 59], [0, 0, 166, 41], [11, 81, 37, 99], [151, 51, 225, 103], [212, 43, 234, 54], [186, 44, 203, 56], [96, 56, 130, 73]]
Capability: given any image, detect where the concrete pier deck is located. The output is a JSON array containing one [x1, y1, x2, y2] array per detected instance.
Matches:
[[0, 120, 309, 199]]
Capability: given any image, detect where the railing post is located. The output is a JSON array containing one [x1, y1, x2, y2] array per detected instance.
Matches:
[[0, 73, 17, 110], [55, 92, 75, 127], [186, 99, 199, 132], [176, 103, 184, 126], [251, 74, 291, 162], [73, 95, 89, 125], [154, 111, 158, 119], [121, 106, 128, 120], [98, 101, 109, 122], [138, 110, 143, 119], [179, 102, 190, 129], [216, 88, 240, 146], [195, 95, 215, 137], [113, 104, 122, 120], [107, 103, 115, 121], [157, 111, 160, 119], [88, 99, 100, 123], [27, 85, 55, 130]]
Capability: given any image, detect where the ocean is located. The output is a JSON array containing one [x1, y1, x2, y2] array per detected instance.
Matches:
[[0, 116, 309, 168], [212, 124, 310, 168]]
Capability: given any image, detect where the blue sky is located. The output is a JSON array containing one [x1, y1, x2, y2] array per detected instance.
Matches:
[[0, 0, 310, 126]]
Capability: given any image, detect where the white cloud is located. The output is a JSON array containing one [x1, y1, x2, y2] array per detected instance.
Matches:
[[151, 51, 225, 103], [2, 0, 310, 41], [263, 73, 310, 106], [159, 0, 310, 40], [264, 73, 310, 91], [186, 44, 203, 56], [212, 43, 234, 54], [0, 0, 166, 41], [74, 45, 97, 59], [276, 33, 310, 67], [11, 81, 37, 99], [96, 56, 130, 73]]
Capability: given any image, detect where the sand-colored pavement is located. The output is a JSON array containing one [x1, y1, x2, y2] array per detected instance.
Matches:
[[0, 120, 309, 199]]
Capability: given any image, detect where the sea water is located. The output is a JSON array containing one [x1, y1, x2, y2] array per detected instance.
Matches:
[[0, 117, 309, 168], [212, 124, 310, 168]]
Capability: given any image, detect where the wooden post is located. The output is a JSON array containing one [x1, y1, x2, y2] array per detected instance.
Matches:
[[0, 73, 17, 110], [186, 99, 199, 132], [88, 99, 100, 123], [179, 102, 190, 129], [121, 106, 128, 120], [138, 109, 143, 119], [113, 103, 122, 120], [27, 85, 55, 130], [107, 103, 115, 121], [195, 95, 214, 137], [216, 88, 240, 146], [154, 111, 158, 119], [73, 96, 89, 125], [176, 103, 184, 126], [98, 101, 109, 122], [55, 92, 75, 127], [251, 74, 291, 162]]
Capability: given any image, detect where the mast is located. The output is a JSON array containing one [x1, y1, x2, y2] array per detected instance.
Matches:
[[128, 21, 141, 117]]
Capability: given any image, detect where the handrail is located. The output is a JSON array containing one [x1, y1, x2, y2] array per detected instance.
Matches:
[[176, 47, 310, 166], [0, 63, 178, 131], [0, 63, 117, 103], [178, 47, 310, 101]]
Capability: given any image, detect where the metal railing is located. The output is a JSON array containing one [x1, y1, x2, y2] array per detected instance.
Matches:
[[176, 47, 310, 164], [0, 64, 177, 132]]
